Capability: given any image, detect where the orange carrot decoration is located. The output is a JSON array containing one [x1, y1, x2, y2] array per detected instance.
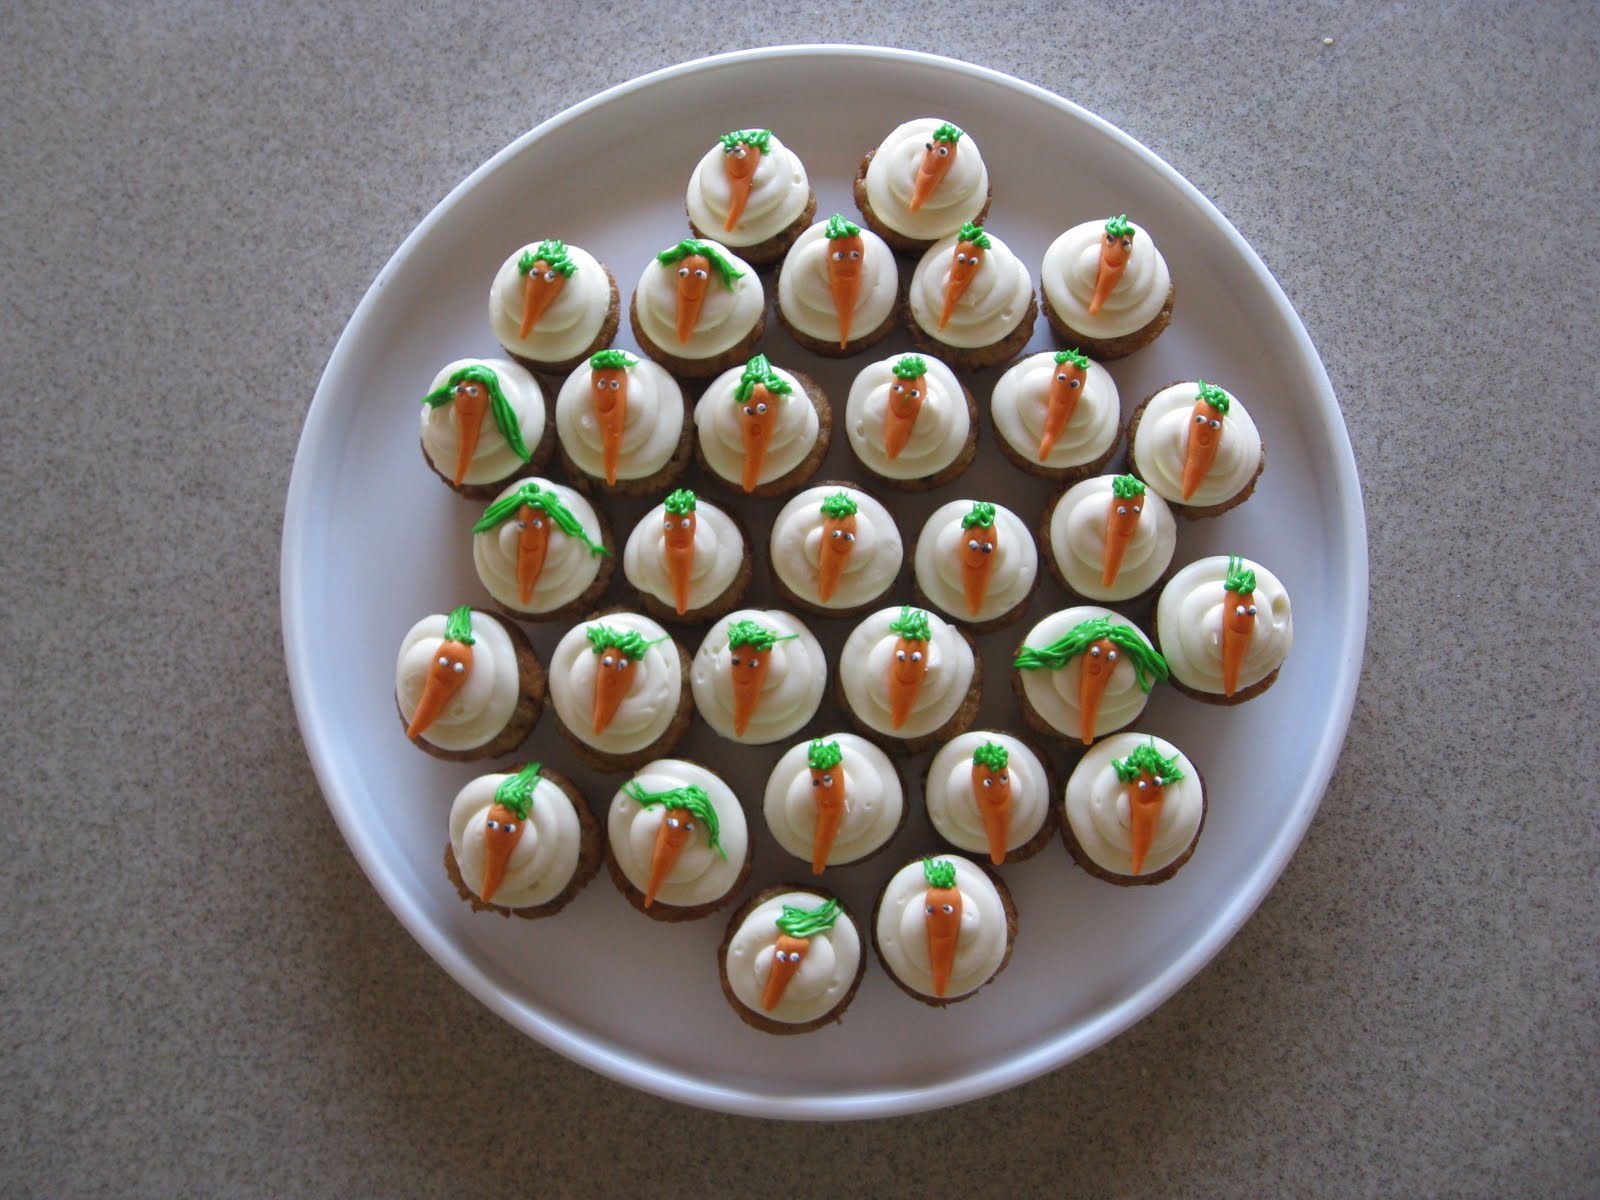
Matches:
[[816, 491, 860, 603], [957, 502, 999, 618], [939, 222, 990, 330], [1101, 475, 1146, 588], [969, 741, 1013, 865], [883, 355, 927, 461], [1220, 555, 1259, 697], [623, 779, 725, 907], [1181, 381, 1231, 501], [1111, 741, 1185, 876], [806, 739, 846, 874], [920, 857, 963, 997], [515, 240, 578, 338], [473, 481, 609, 604], [656, 238, 744, 343], [910, 121, 963, 212], [1038, 348, 1089, 461], [1013, 616, 1169, 745], [733, 354, 793, 492], [725, 619, 800, 738], [718, 129, 770, 231], [407, 606, 476, 738], [886, 606, 933, 730], [822, 214, 865, 348], [761, 896, 841, 1011], [1089, 215, 1135, 316], [421, 364, 531, 486], [660, 488, 698, 614], [585, 623, 665, 736], [477, 762, 542, 904], [586, 349, 638, 486]]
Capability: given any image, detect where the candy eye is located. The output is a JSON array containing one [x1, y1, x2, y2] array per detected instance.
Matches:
[[694, 268, 708, 279], [1089, 646, 1101, 658], [602, 654, 614, 667], [1209, 418, 1221, 429], [503, 822, 516, 835], [981, 777, 992, 787], [843, 532, 855, 542], [895, 649, 906, 661], [980, 542, 992, 555], [1195, 413, 1207, 424], [729, 655, 741, 668], [1137, 779, 1149, 789], [666, 816, 680, 828], [1106, 232, 1115, 245], [734, 145, 747, 158], [609, 379, 621, 390], [756, 402, 767, 414], [743, 405, 754, 416], [1152, 775, 1164, 786], [436, 655, 449, 667], [911, 650, 922, 662], [1106, 649, 1119, 662], [831, 249, 844, 261], [849, 250, 861, 259], [956, 253, 969, 265], [683, 821, 695, 832], [680, 518, 691, 529], [531, 518, 543, 528], [892, 383, 904, 395], [543, 269, 557, 283], [453, 661, 465, 673], [1132, 504, 1141, 513], [924, 141, 933, 151], [485, 819, 498, 830], [925, 903, 936, 914], [999, 772, 1008, 784], [822, 773, 834, 787], [677, 266, 689, 277], [936, 144, 949, 157], [515, 519, 526, 530], [968, 538, 980, 551], [1070, 378, 1081, 389], [1235, 605, 1247, 616], [1056, 373, 1067, 383], [907, 388, 920, 400], [1248, 604, 1258, 615], [831, 529, 842, 539], [1121, 237, 1132, 249], [1116, 505, 1127, 515], [941, 903, 954, 913]]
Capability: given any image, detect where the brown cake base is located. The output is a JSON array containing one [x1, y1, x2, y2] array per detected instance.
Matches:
[[775, 291, 901, 359], [485, 506, 618, 626], [398, 612, 545, 762], [556, 390, 694, 500], [503, 264, 622, 378], [628, 503, 755, 628], [857, 379, 979, 493], [421, 380, 558, 503], [1042, 280, 1175, 361], [694, 369, 833, 499], [552, 626, 694, 774], [835, 625, 982, 757], [852, 148, 994, 255], [925, 734, 1060, 865], [689, 189, 817, 269], [629, 290, 767, 380], [871, 858, 1017, 1007], [717, 885, 867, 1034], [1125, 387, 1266, 519], [906, 291, 1038, 374], [1061, 760, 1208, 886]]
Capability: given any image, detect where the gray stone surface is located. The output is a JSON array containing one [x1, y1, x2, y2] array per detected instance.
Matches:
[[2, 1, 1596, 1196]]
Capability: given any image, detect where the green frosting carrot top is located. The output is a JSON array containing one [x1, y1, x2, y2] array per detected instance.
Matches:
[[725, 619, 796, 652], [1104, 214, 1135, 239], [957, 221, 991, 249], [663, 487, 697, 515], [1111, 474, 1146, 498], [585, 623, 663, 662], [472, 481, 609, 556], [719, 128, 772, 152], [589, 348, 637, 371], [961, 501, 997, 530], [775, 896, 841, 938], [1054, 348, 1090, 369], [1196, 380, 1231, 414], [492, 763, 543, 819], [819, 491, 858, 520], [420, 364, 530, 462], [824, 213, 862, 241], [1112, 740, 1184, 785], [931, 122, 963, 143], [442, 605, 476, 645], [1224, 555, 1257, 595], [922, 857, 957, 888], [891, 354, 927, 380], [807, 739, 843, 771], [657, 238, 744, 288], [888, 605, 933, 643], [517, 239, 577, 277], [1013, 616, 1169, 691], [733, 353, 793, 402], [971, 740, 1009, 771], [622, 781, 724, 856]]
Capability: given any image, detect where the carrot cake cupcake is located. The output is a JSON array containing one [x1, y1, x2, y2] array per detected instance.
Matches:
[[853, 118, 991, 253], [873, 855, 1016, 1006], [906, 222, 1036, 372], [990, 349, 1121, 480], [547, 612, 690, 771], [1155, 554, 1293, 704], [774, 214, 899, 357], [769, 485, 904, 617], [488, 239, 619, 375], [629, 237, 765, 378], [444, 762, 602, 918], [1044, 474, 1176, 607], [692, 353, 831, 497], [621, 487, 750, 623], [844, 352, 976, 490], [926, 733, 1054, 866], [1062, 734, 1205, 885], [719, 888, 865, 1034], [689, 610, 827, 745], [763, 735, 905, 874], [911, 499, 1037, 631], [1040, 215, 1174, 359], [471, 478, 613, 621], [604, 758, 751, 920], [1012, 607, 1168, 746], [418, 358, 552, 499], [686, 128, 816, 267], [394, 605, 544, 761], [1128, 379, 1264, 518], [837, 605, 979, 754], [552, 349, 690, 497]]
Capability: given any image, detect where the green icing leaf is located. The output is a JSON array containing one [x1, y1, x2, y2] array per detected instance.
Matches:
[[1196, 380, 1231, 414], [719, 128, 772, 153], [733, 353, 793, 403], [961, 501, 996, 530], [891, 354, 926, 380], [726, 618, 796, 651], [971, 741, 1009, 771], [807, 739, 843, 771], [775, 896, 841, 938], [584, 623, 661, 661], [492, 763, 543, 819], [517, 239, 577, 277], [957, 221, 991, 249], [623, 780, 724, 857], [443, 605, 476, 645], [471, 482, 608, 556], [819, 491, 858, 520], [1012, 616, 1169, 691], [931, 122, 963, 143], [922, 857, 958, 889], [656, 238, 744, 288], [589, 348, 637, 371], [1053, 348, 1090, 369], [823, 213, 861, 240], [1224, 555, 1258, 595], [663, 488, 697, 515], [888, 605, 932, 643], [1111, 475, 1146, 499], [420, 364, 530, 462], [1104, 214, 1135, 239], [1111, 740, 1185, 785]]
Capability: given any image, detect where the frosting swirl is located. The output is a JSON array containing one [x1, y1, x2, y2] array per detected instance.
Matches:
[[769, 485, 903, 611], [606, 759, 747, 907], [1132, 382, 1262, 507], [553, 357, 684, 483], [1048, 476, 1177, 602], [776, 221, 898, 344], [912, 499, 1037, 624], [394, 611, 520, 751], [622, 495, 743, 612], [689, 609, 827, 744], [863, 118, 989, 242], [724, 890, 861, 1025], [633, 239, 764, 359], [762, 734, 903, 868], [838, 606, 974, 739], [488, 242, 612, 364], [908, 229, 1033, 348], [925, 732, 1051, 858], [1015, 606, 1157, 740], [991, 351, 1121, 470], [694, 361, 820, 489], [547, 612, 681, 755], [448, 771, 583, 908], [1041, 218, 1171, 339], [1064, 733, 1202, 876], [418, 357, 545, 486], [875, 856, 1008, 999], [686, 132, 811, 246], [472, 477, 608, 614], [1156, 556, 1293, 693], [845, 355, 970, 481]]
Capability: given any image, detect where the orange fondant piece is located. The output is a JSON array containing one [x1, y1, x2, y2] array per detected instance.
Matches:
[[883, 372, 925, 462], [1101, 496, 1143, 588], [518, 260, 566, 338], [406, 638, 474, 738], [761, 932, 810, 1010], [816, 511, 857, 603], [971, 760, 1012, 866], [738, 383, 779, 492], [1126, 771, 1165, 876], [826, 232, 865, 348], [910, 138, 957, 211], [722, 143, 763, 231], [959, 521, 997, 619], [448, 377, 490, 486], [1076, 636, 1120, 745], [1038, 359, 1085, 461], [673, 253, 712, 343], [662, 508, 696, 615], [590, 650, 638, 735], [923, 883, 963, 997], [1089, 227, 1133, 316], [643, 808, 693, 908], [809, 762, 846, 875], [477, 800, 525, 905], [514, 503, 551, 605], [939, 238, 985, 330], [1221, 588, 1257, 696], [888, 635, 929, 730], [589, 365, 630, 486], [729, 645, 773, 738], [1181, 397, 1223, 501]]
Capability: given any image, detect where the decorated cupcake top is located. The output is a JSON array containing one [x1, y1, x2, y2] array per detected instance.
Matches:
[[689, 609, 826, 744], [908, 223, 1032, 349], [1131, 380, 1261, 507], [762, 733, 903, 873], [607, 759, 747, 909], [723, 889, 862, 1025], [418, 358, 542, 488], [875, 854, 1010, 1000], [694, 354, 822, 493], [925, 732, 1051, 865], [548, 612, 681, 756], [838, 604, 975, 740], [622, 488, 745, 617], [554, 352, 685, 485], [776, 215, 898, 348], [913, 498, 1037, 625], [1065, 733, 1203, 878], [448, 763, 587, 910], [844, 352, 970, 482], [488, 240, 613, 364], [1156, 554, 1293, 697], [769, 485, 902, 611], [635, 237, 763, 358], [991, 349, 1121, 471], [1046, 474, 1177, 604], [1041, 216, 1171, 340], [472, 478, 610, 615], [395, 606, 523, 752], [1013, 607, 1166, 745], [863, 117, 990, 241], [686, 128, 811, 248]]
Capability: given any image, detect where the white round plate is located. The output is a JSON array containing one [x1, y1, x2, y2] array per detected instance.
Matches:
[[282, 45, 1366, 1119]]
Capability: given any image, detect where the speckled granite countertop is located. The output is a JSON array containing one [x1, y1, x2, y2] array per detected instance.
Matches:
[[3, 2, 1595, 1195]]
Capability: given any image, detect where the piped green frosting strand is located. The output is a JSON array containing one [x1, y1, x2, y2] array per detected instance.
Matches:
[[443, 605, 476, 645], [623, 781, 724, 857], [775, 896, 841, 938], [957, 221, 992, 249], [971, 741, 1009, 771], [517, 239, 577, 277], [585, 623, 664, 661], [824, 213, 861, 240], [1054, 348, 1090, 369], [922, 857, 957, 889], [492, 763, 543, 819], [725, 618, 796, 651], [471, 482, 609, 556], [888, 605, 933, 643], [733, 353, 793, 402], [1224, 555, 1258, 595], [819, 491, 858, 520], [1111, 474, 1146, 499], [891, 354, 927, 380], [1196, 380, 1231, 414], [1104, 214, 1135, 239], [657, 238, 744, 288], [663, 488, 697, 515], [807, 739, 843, 771], [421, 364, 530, 463], [961, 501, 996, 530], [589, 348, 637, 371], [931, 122, 963, 143], [1012, 616, 1169, 691], [719, 128, 772, 152], [1112, 741, 1185, 785]]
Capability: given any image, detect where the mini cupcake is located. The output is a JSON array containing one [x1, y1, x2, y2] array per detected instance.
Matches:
[[990, 349, 1121, 481], [1062, 734, 1205, 885], [763, 735, 905, 874], [837, 605, 979, 754], [906, 222, 1036, 372], [774, 214, 899, 357], [686, 128, 817, 267], [1128, 379, 1264, 518], [394, 605, 545, 761], [472, 478, 614, 621], [844, 352, 976, 490], [629, 237, 765, 379], [1156, 554, 1292, 704], [873, 855, 1015, 1006], [546, 613, 690, 771], [1043, 474, 1176, 607], [925, 733, 1056, 865], [488, 239, 620, 375], [1012, 607, 1168, 747], [418, 358, 553, 499], [604, 758, 751, 920], [912, 499, 1038, 631], [719, 888, 865, 1034], [622, 487, 750, 624], [769, 484, 904, 617], [1041, 215, 1174, 359], [853, 118, 991, 253], [443, 762, 602, 918], [553, 349, 690, 497], [693, 353, 831, 497], [690, 610, 826, 745]]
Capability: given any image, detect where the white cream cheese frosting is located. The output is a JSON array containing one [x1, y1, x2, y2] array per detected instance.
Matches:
[[686, 131, 812, 247], [1132, 382, 1262, 508], [553, 356, 684, 483], [690, 609, 826, 744], [990, 351, 1121, 470], [863, 118, 989, 242], [724, 890, 861, 1025], [912, 499, 1037, 624], [548, 612, 680, 756], [845, 354, 970, 481], [395, 611, 521, 752], [907, 228, 1033, 349], [472, 478, 608, 615], [607, 759, 747, 907], [633, 239, 764, 359], [776, 220, 898, 345], [763, 733, 903, 868], [1041, 218, 1171, 339], [1064, 732, 1202, 877], [488, 242, 612, 364], [1014, 606, 1160, 740], [694, 361, 821, 489], [925, 732, 1050, 858], [769, 485, 903, 611], [875, 855, 1009, 1000], [419, 357, 545, 486], [622, 494, 743, 613], [839, 606, 974, 740], [448, 771, 583, 908], [1048, 476, 1177, 603], [1156, 555, 1293, 693]]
